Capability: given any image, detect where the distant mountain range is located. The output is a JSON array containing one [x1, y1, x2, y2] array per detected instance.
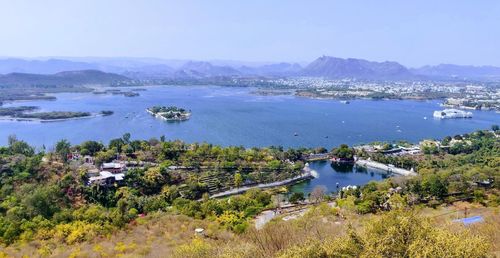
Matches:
[[1, 56, 500, 83], [410, 64, 500, 80], [0, 70, 129, 86], [174, 61, 241, 78], [240, 62, 303, 77], [301, 56, 414, 80]]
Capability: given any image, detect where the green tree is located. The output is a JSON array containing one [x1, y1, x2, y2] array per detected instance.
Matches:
[[422, 174, 447, 199], [267, 160, 281, 170], [94, 149, 116, 166], [79, 141, 103, 156], [141, 167, 170, 194], [234, 173, 243, 188], [314, 147, 328, 154], [109, 138, 125, 153], [332, 144, 354, 159], [422, 145, 439, 155], [9, 140, 34, 156], [122, 133, 131, 144], [55, 139, 71, 162], [441, 136, 452, 146], [289, 192, 305, 204], [22, 185, 60, 218]]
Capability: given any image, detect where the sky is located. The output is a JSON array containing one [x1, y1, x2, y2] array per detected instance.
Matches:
[[0, 0, 499, 67]]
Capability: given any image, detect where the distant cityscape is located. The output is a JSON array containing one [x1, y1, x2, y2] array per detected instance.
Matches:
[[0, 56, 499, 111]]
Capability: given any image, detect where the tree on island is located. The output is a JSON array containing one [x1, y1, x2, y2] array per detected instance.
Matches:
[[331, 144, 354, 159]]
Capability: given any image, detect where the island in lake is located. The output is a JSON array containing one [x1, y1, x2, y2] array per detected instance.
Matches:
[[433, 109, 473, 119], [92, 89, 140, 97], [146, 106, 191, 121], [0, 106, 114, 122]]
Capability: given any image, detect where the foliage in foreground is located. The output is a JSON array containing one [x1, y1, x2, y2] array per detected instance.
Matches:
[[278, 210, 490, 258], [171, 208, 494, 258]]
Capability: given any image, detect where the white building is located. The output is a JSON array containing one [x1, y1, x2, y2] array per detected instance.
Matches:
[[88, 171, 125, 186], [433, 109, 473, 119]]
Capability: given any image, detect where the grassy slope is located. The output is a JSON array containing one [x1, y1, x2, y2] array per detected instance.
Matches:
[[1, 204, 498, 257]]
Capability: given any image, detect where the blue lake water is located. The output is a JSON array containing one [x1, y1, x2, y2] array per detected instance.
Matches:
[[1, 85, 498, 189], [291, 160, 391, 194], [1, 85, 498, 149]]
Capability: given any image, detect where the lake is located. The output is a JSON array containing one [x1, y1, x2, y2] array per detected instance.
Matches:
[[2, 85, 498, 190], [1, 85, 498, 149], [291, 160, 391, 194]]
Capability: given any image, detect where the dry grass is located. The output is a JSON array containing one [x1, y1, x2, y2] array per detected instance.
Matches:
[[0, 212, 234, 257], [417, 202, 500, 256], [1, 204, 498, 257]]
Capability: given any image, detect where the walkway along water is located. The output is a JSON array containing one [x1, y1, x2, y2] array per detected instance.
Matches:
[[209, 164, 316, 199], [355, 158, 417, 176]]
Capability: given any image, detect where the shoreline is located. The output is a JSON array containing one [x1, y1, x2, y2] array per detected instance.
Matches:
[[294, 93, 442, 101], [0, 113, 104, 123], [355, 159, 417, 176]]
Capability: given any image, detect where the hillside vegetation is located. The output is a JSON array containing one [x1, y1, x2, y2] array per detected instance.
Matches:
[[0, 129, 497, 257]]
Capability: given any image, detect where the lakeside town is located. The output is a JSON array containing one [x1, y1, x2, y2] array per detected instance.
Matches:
[[111, 76, 500, 112], [240, 77, 500, 110]]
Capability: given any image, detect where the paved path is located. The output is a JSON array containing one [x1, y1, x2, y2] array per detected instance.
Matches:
[[210, 171, 313, 199], [255, 210, 276, 229], [356, 159, 417, 176]]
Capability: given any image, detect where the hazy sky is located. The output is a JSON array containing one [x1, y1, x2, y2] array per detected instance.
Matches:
[[0, 0, 499, 67]]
